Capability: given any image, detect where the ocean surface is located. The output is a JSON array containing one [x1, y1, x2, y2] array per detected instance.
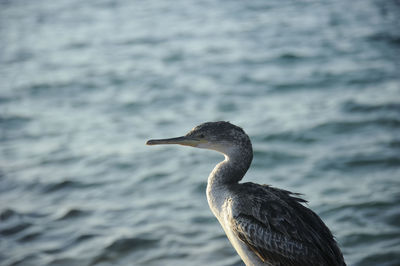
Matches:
[[1, 0, 400, 265]]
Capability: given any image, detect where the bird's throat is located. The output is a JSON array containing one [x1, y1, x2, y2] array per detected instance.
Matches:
[[206, 149, 253, 212]]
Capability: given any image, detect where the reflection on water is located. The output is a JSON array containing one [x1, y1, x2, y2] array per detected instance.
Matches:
[[1, 0, 400, 265]]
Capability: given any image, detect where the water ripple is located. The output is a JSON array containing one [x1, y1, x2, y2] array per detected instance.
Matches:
[[342, 100, 400, 114], [90, 237, 159, 265]]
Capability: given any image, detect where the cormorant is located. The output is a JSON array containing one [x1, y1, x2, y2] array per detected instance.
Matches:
[[147, 121, 346, 266]]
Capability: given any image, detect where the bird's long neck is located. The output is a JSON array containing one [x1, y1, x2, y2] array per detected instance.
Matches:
[[206, 143, 253, 214], [209, 149, 253, 185], [207, 141, 253, 191]]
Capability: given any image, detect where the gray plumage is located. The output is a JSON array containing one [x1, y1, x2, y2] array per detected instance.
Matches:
[[147, 121, 346, 266]]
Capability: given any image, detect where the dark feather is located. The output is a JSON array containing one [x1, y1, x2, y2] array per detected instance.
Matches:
[[228, 182, 346, 266]]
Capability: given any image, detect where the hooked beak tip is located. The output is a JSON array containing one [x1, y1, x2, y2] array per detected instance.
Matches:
[[146, 140, 157, 145]]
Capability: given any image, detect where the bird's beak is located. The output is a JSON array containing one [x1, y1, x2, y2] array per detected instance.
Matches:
[[146, 136, 203, 147]]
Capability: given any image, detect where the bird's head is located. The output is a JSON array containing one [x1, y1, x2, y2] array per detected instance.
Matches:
[[146, 121, 252, 156]]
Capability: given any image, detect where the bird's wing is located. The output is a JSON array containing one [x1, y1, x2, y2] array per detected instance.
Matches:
[[228, 183, 345, 266], [230, 213, 321, 265]]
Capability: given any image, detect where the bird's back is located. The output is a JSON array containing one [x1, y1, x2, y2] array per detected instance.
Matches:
[[223, 182, 346, 266]]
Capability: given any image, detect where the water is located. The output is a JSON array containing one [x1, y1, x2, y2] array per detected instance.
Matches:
[[1, 0, 400, 265]]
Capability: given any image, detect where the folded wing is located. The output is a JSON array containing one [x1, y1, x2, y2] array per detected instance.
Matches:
[[228, 183, 345, 266]]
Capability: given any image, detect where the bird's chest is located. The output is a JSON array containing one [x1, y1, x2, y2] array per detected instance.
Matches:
[[205, 182, 267, 265], [206, 185, 226, 218], [218, 199, 267, 266], [223, 225, 266, 266]]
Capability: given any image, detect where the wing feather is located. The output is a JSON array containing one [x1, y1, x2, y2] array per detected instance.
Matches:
[[231, 214, 322, 265], [228, 183, 346, 266]]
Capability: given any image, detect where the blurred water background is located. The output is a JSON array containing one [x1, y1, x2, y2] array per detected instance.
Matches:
[[1, 0, 400, 265]]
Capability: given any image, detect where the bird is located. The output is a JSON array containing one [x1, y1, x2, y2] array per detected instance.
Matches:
[[146, 121, 346, 266]]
